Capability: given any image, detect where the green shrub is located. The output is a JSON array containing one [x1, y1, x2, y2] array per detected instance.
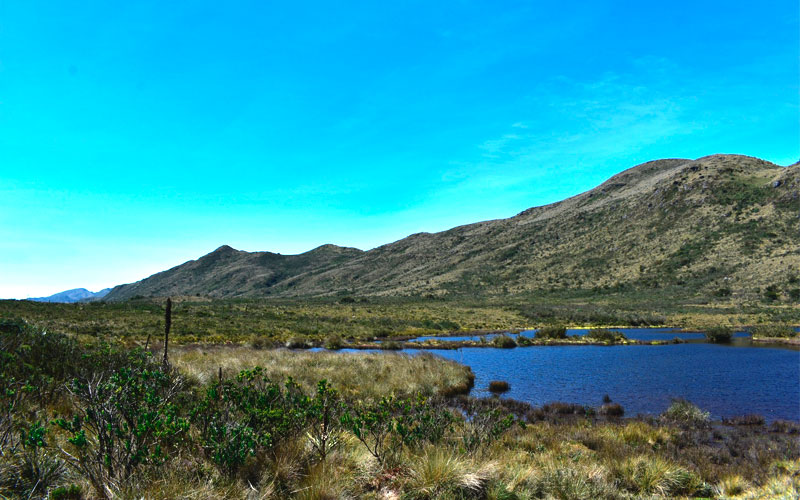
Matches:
[[488, 381, 510, 393], [305, 380, 344, 461], [535, 325, 567, 339], [340, 396, 398, 465], [704, 326, 732, 343], [53, 351, 188, 497], [323, 334, 343, 350], [585, 328, 627, 342], [491, 335, 517, 348], [751, 324, 797, 338], [190, 368, 307, 476]]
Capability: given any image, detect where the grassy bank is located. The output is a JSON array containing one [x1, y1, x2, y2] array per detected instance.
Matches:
[[2, 319, 798, 499], [172, 347, 474, 399]]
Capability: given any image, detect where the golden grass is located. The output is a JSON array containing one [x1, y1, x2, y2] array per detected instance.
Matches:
[[171, 346, 473, 399]]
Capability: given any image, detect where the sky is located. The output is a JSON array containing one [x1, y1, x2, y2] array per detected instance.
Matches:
[[0, 1, 798, 299]]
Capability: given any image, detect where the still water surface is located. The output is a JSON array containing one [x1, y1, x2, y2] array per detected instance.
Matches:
[[332, 330, 800, 421]]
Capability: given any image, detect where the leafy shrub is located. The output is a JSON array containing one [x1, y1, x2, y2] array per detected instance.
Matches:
[[516, 335, 532, 346], [323, 334, 343, 350], [751, 324, 797, 338], [305, 380, 344, 461], [0, 421, 66, 499], [491, 335, 517, 348], [704, 326, 732, 343], [340, 396, 398, 465], [585, 329, 627, 342], [535, 326, 567, 339], [459, 400, 517, 451], [190, 368, 307, 476], [53, 352, 188, 497], [394, 395, 455, 448], [488, 381, 510, 394]]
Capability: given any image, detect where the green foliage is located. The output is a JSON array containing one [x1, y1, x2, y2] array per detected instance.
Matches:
[[341, 396, 398, 465], [704, 326, 732, 343], [535, 325, 567, 339], [52, 351, 188, 495], [751, 324, 797, 338], [763, 284, 780, 302], [50, 484, 83, 500], [190, 368, 307, 476], [585, 328, 627, 343], [491, 334, 517, 348], [460, 401, 517, 451], [305, 380, 344, 461]]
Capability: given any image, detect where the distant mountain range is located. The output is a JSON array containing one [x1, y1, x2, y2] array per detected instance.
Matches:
[[28, 288, 111, 303], [105, 154, 799, 302]]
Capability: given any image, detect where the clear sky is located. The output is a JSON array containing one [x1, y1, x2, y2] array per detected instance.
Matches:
[[1, 1, 798, 299]]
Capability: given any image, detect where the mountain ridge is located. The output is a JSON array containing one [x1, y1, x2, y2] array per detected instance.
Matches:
[[28, 288, 112, 303], [105, 154, 799, 302]]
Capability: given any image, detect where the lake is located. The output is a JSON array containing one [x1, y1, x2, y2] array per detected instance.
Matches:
[[329, 331, 800, 421]]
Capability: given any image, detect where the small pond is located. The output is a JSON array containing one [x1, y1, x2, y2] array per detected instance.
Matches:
[[324, 332, 800, 422]]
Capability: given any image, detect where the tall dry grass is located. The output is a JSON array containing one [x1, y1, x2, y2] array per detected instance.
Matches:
[[172, 347, 473, 399]]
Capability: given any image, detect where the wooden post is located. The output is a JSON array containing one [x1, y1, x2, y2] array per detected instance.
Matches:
[[163, 297, 172, 366]]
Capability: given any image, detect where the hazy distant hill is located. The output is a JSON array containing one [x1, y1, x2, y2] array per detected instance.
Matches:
[[28, 288, 111, 303], [105, 155, 799, 301]]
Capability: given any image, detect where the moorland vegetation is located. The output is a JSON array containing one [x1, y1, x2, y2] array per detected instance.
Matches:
[[1, 319, 798, 499]]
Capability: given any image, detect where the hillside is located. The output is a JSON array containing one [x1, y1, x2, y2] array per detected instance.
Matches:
[[105, 154, 799, 302]]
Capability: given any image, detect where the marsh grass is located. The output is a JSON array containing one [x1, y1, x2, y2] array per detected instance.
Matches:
[[172, 347, 473, 399], [2, 319, 799, 499]]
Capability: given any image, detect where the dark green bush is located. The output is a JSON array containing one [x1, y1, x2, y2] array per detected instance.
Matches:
[[53, 351, 188, 495], [305, 380, 344, 460], [323, 334, 343, 350], [585, 328, 627, 342], [704, 326, 732, 343], [488, 381, 510, 393], [340, 396, 398, 465], [751, 324, 796, 338], [190, 368, 307, 476], [491, 335, 517, 348], [535, 325, 567, 339]]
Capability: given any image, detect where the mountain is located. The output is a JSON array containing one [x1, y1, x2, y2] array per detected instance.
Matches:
[[28, 288, 112, 303], [105, 155, 799, 301]]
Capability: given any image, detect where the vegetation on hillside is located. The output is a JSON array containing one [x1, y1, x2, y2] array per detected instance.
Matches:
[[104, 155, 800, 303]]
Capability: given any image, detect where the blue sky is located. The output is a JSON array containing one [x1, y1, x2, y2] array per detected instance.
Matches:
[[1, 1, 798, 298]]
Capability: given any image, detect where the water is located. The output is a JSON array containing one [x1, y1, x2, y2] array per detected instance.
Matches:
[[325, 340, 800, 421]]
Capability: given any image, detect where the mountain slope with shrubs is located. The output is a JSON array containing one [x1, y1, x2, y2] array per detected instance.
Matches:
[[105, 154, 799, 302]]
